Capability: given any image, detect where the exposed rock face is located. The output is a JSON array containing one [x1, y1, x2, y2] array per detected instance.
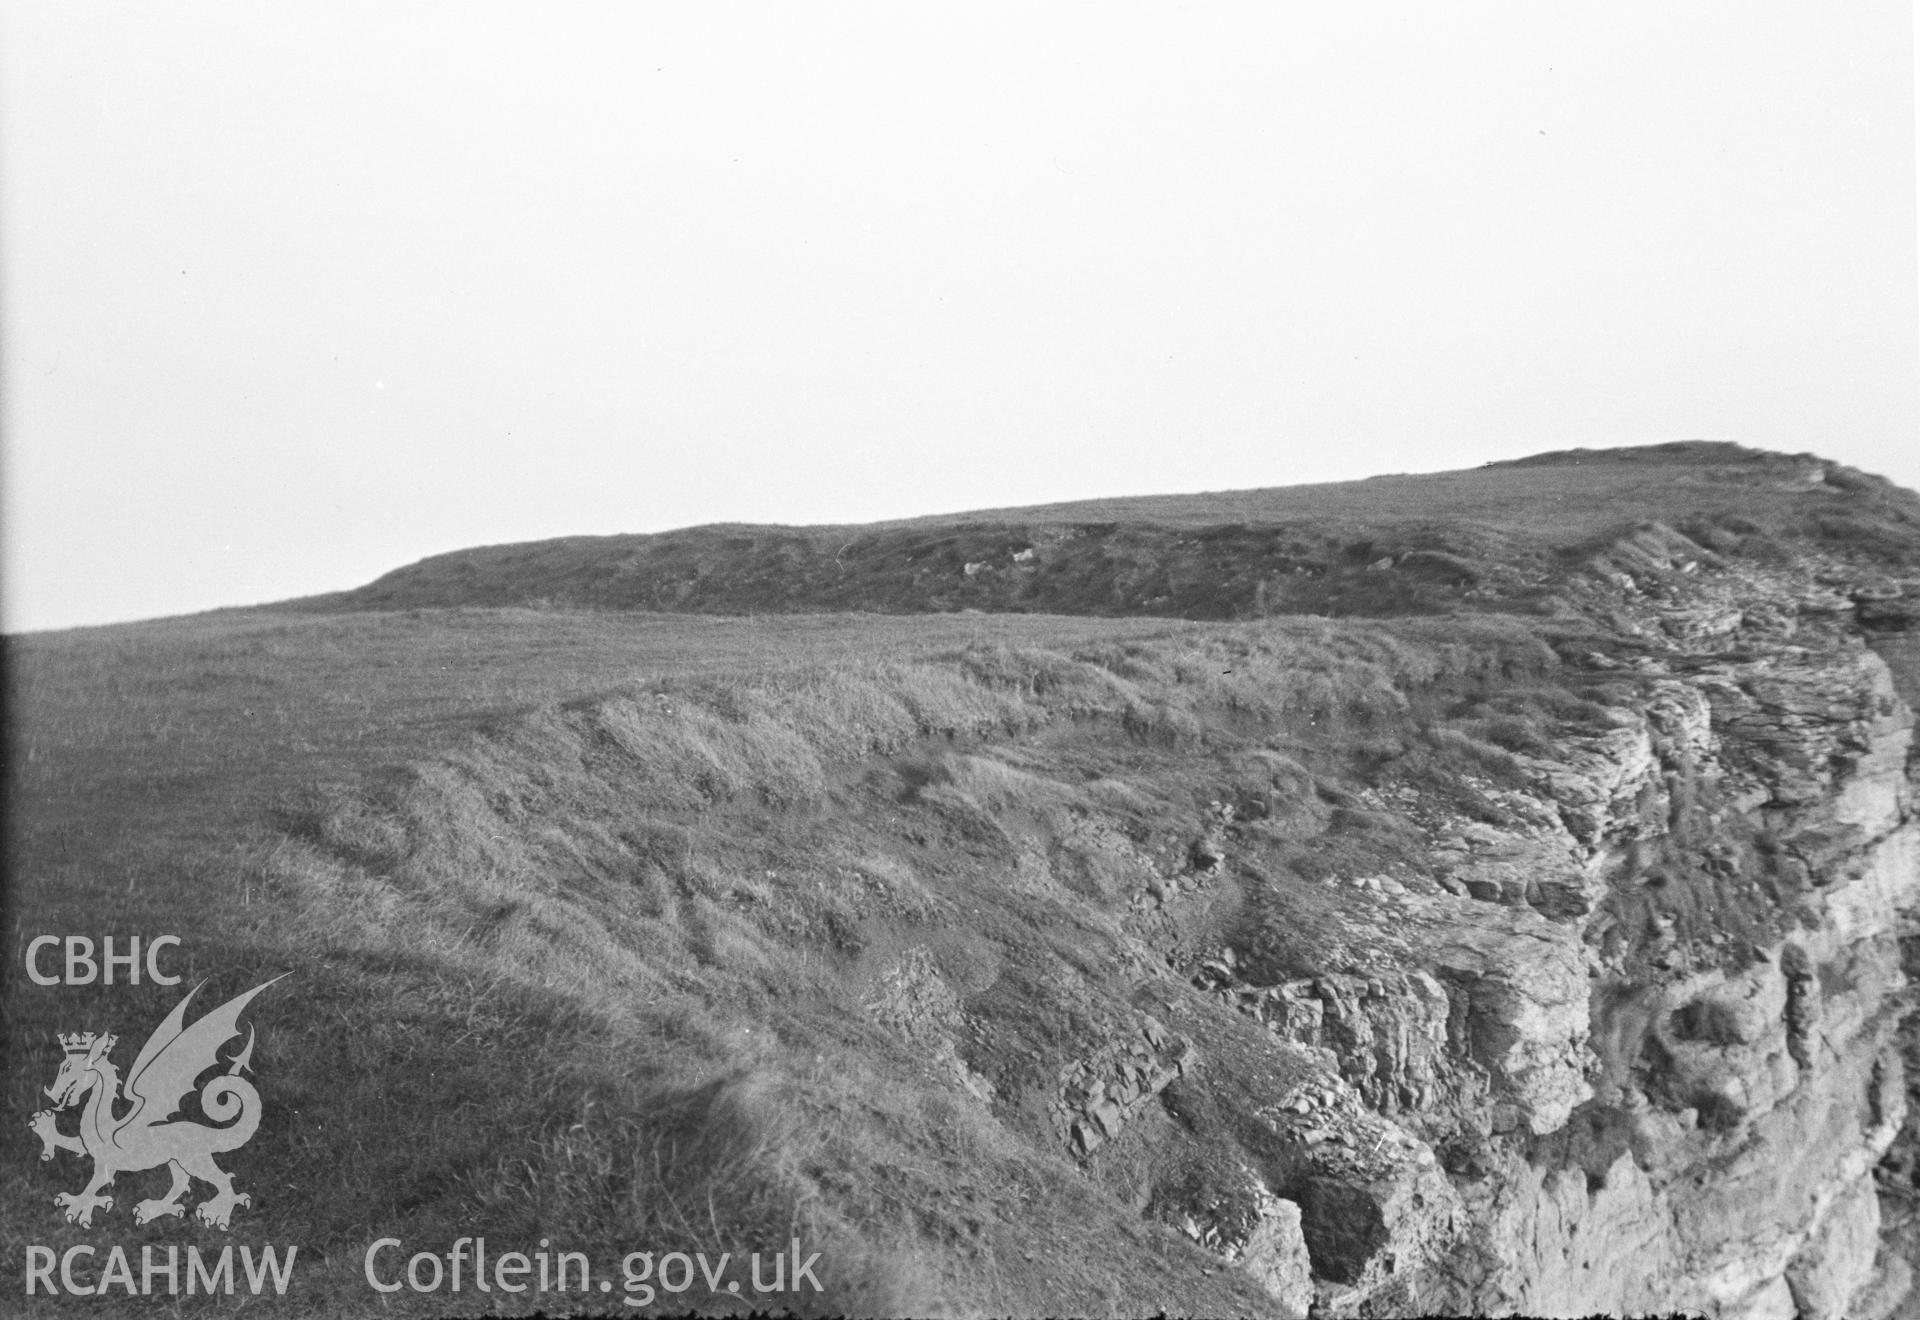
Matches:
[[1124, 567, 1920, 1314], [1410, 646, 1907, 1312], [1237, 1195, 1315, 1315], [1051, 1014, 1196, 1155], [1201, 900, 1593, 1141]]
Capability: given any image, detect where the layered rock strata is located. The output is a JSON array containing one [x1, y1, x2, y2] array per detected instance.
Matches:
[[1149, 616, 1919, 1314]]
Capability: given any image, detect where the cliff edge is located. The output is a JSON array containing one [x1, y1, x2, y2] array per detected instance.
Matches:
[[193, 444, 1920, 1314]]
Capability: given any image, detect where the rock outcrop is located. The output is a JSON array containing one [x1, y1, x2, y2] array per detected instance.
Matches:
[[1039, 549, 1920, 1315], [1227, 578, 1914, 1313], [1050, 1014, 1197, 1156]]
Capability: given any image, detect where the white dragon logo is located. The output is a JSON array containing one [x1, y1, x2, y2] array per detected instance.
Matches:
[[29, 975, 286, 1230]]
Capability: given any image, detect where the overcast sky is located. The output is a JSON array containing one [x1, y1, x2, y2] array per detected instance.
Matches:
[[3, 3, 1915, 632]]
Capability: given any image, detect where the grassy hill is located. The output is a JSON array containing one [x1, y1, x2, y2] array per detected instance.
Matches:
[[307, 441, 1920, 621], [6, 441, 1919, 1316]]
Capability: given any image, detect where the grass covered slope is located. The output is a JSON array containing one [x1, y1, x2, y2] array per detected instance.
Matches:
[[4, 609, 1204, 1312], [7, 442, 1920, 1315], [313, 442, 1920, 621], [11, 607, 1602, 1314]]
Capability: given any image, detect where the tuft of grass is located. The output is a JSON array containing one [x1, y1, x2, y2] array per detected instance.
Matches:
[[1425, 725, 1528, 780]]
